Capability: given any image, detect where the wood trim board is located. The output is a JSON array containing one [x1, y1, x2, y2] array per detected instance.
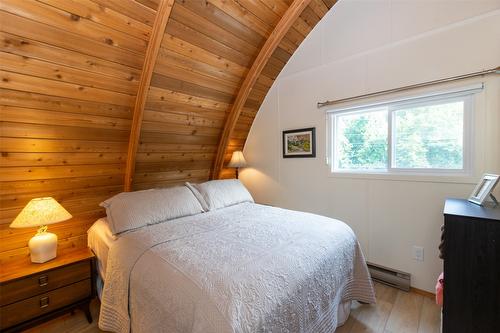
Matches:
[[124, 0, 175, 191]]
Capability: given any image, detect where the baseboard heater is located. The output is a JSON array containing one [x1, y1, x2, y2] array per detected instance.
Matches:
[[367, 262, 411, 292]]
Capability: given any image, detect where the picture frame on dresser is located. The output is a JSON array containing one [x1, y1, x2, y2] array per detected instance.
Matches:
[[468, 173, 499, 206]]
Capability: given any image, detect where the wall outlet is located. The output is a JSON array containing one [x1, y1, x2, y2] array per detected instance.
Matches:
[[413, 246, 424, 261]]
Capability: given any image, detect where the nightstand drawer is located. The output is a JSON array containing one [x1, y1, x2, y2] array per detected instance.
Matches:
[[0, 278, 91, 330], [0, 260, 91, 306]]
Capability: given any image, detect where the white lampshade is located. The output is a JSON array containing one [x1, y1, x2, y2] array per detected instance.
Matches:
[[10, 197, 72, 229], [227, 151, 247, 168]]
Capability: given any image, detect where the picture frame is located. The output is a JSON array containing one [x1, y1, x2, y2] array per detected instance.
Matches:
[[468, 173, 499, 206], [282, 127, 316, 158]]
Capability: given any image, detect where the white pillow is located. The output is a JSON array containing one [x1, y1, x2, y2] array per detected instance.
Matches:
[[187, 179, 254, 211], [100, 186, 204, 235], [185, 182, 209, 212]]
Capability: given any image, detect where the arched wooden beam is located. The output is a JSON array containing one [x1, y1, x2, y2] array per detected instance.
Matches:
[[211, 0, 312, 179], [124, 0, 174, 191]]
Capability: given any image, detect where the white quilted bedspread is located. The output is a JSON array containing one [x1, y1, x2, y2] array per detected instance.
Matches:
[[99, 203, 375, 333]]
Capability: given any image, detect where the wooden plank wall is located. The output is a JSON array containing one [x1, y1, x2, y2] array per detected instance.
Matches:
[[0, 0, 158, 264], [133, 0, 335, 188], [0, 0, 334, 264]]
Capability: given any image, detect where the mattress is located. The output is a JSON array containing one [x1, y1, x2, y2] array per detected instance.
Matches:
[[87, 218, 116, 281]]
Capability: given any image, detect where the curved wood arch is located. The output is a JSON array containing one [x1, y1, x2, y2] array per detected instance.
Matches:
[[124, 0, 174, 191], [211, 0, 312, 179]]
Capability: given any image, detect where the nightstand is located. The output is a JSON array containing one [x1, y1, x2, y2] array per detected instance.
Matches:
[[0, 248, 96, 332]]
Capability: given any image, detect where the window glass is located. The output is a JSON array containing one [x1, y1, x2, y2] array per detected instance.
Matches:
[[335, 109, 388, 170], [393, 101, 464, 169]]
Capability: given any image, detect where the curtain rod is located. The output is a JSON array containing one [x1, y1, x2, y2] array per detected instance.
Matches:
[[317, 66, 500, 108]]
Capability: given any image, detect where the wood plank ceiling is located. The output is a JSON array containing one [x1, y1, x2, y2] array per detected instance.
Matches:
[[0, 0, 336, 264]]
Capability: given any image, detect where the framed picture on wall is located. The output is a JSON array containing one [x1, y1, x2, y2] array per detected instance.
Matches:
[[282, 127, 316, 158]]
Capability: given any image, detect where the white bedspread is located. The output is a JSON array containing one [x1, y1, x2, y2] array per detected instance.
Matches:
[[99, 203, 375, 333]]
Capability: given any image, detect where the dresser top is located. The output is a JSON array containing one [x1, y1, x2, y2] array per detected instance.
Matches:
[[444, 198, 500, 221], [0, 248, 94, 283]]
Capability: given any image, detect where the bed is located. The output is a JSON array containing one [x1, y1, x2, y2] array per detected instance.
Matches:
[[89, 180, 375, 333]]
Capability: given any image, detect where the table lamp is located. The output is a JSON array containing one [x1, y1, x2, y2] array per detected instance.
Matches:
[[227, 150, 247, 179], [10, 197, 72, 263]]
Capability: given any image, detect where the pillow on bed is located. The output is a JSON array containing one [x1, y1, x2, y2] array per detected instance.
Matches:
[[100, 186, 204, 235], [187, 179, 254, 211]]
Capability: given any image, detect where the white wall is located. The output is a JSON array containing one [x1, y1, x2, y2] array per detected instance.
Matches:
[[241, 0, 500, 292]]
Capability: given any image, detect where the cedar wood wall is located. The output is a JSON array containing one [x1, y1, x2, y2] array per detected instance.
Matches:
[[0, 0, 335, 264]]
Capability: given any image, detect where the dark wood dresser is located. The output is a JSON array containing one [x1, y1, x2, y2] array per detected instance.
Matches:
[[0, 248, 96, 332], [443, 198, 500, 333]]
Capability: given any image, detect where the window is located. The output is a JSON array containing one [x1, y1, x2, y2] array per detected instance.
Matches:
[[328, 88, 476, 175]]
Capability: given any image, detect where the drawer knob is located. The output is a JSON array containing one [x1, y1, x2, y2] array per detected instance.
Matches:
[[38, 275, 48, 287], [39, 296, 49, 308]]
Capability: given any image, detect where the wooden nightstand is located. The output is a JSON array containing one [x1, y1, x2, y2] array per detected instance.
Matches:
[[0, 248, 96, 332]]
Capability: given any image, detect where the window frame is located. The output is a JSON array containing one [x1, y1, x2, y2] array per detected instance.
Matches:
[[327, 90, 475, 177]]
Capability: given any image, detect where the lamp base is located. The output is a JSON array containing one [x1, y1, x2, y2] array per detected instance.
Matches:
[[28, 231, 57, 263]]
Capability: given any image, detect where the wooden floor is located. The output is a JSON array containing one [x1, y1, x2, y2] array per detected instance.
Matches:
[[337, 283, 441, 333], [23, 282, 441, 333]]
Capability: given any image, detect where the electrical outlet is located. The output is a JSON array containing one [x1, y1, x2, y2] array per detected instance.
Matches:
[[413, 246, 424, 261]]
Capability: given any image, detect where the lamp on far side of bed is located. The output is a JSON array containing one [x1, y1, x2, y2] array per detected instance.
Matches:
[[228, 150, 247, 179], [10, 197, 72, 263]]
